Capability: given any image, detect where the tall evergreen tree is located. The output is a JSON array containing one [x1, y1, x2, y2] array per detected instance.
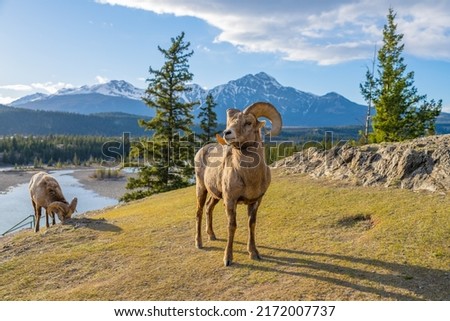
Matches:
[[198, 93, 218, 143], [360, 8, 442, 143], [122, 32, 198, 202]]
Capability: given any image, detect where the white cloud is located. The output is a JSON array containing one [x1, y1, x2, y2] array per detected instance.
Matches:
[[30, 82, 74, 94], [0, 84, 33, 91], [96, 0, 450, 65], [96, 75, 109, 84], [397, 3, 450, 60], [0, 95, 16, 105], [196, 45, 211, 52], [0, 82, 74, 95], [0, 82, 75, 104]]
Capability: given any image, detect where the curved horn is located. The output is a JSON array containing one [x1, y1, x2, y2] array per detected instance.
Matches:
[[47, 201, 70, 221], [243, 102, 282, 136], [47, 201, 67, 214]]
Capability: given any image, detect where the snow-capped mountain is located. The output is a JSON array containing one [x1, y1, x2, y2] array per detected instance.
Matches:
[[9, 92, 49, 106], [10, 80, 151, 116], [9, 73, 368, 126], [184, 72, 367, 126], [207, 72, 319, 115], [11, 80, 145, 105], [55, 80, 145, 100]]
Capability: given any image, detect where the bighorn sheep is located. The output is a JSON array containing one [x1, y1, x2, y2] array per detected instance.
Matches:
[[29, 171, 77, 232], [195, 102, 282, 266]]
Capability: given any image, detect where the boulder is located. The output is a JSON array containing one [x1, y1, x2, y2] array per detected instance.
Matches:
[[273, 134, 450, 192]]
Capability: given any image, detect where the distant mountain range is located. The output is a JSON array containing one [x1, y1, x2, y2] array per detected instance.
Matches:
[[10, 80, 150, 116], [11, 80, 144, 105], [10, 73, 369, 126], [187, 72, 373, 127], [8, 72, 450, 128]]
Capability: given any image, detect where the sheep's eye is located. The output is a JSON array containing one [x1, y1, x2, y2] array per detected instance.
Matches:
[[244, 121, 252, 126]]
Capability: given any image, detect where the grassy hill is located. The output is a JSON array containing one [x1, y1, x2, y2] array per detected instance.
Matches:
[[0, 170, 448, 300]]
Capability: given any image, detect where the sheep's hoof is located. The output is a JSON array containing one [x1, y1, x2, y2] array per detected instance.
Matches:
[[224, 259, 232, 267], [250, 253, 261, 260], [195, 241, 203, 249], [209, 234, 217, 241], [249, 250, 261, 260]]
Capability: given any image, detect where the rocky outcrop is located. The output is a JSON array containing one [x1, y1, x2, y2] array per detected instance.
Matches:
[[273, 135, 450, 192]]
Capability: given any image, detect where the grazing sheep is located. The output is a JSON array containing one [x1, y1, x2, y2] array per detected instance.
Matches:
[[195, 102, 282, 266], [29, 171, 77, 232]]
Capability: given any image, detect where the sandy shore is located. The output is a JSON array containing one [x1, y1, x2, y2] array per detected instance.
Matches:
[[0, 170, 36, 194], [71, 169, 132, 200], [0, 168, 134, 200]]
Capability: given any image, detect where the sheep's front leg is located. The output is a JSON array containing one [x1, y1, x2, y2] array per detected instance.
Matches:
[[45, 210, 50, 228], [46, 210, 56, 227], [224, 199, 237, 266], [247, 200, 261, 260], [195, 189, 207, 249]]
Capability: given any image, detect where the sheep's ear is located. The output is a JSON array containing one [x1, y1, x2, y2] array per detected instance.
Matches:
[[257, 120, 266, 129], [226, 108, 240, 118], [226, 108, 240, 124], [216, 134, 227, 145]]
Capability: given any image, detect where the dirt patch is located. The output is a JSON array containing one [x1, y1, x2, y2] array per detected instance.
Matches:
[[336, 214, 374, 230]]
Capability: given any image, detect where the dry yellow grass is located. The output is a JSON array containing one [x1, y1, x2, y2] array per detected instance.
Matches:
[[0, 170, 449, 300]]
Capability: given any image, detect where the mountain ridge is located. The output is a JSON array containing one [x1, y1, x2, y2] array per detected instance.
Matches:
[[10, 72, 368, 126], [10, 80, 144, 105], [8, 72, 449, 127]]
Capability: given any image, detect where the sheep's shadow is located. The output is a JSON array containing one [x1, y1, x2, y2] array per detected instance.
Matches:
[[64, 217, 122, 233], [199, 237, 227, 252], [204, 240, 449, 300]]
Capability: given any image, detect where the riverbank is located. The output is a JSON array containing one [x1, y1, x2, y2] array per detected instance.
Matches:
[[0, 170, 35, 194], [0, 168, 133, 200], [71, 169, 130, 200]]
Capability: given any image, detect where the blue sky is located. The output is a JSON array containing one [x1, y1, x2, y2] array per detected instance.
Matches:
[[0, 0, 449, 111]]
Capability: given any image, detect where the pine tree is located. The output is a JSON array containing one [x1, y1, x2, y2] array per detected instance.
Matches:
[[198, 93, 218, 143], [360, 8, 442, 143], [122, 32, 198, 202], [72, 153, 80, 166]]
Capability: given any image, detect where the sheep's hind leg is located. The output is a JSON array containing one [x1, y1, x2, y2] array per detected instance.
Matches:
[[205, 196, 219, 241], [247, 200, 261, 260], [195, 188, 207, 249], [34, 204, 41, 233]]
